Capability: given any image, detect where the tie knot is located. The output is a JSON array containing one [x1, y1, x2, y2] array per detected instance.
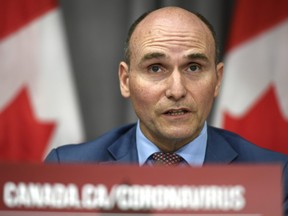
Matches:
[[152, 152, 183, 166]]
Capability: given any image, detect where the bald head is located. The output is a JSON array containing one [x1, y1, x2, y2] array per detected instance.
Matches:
[[124, 7, 218, 64]]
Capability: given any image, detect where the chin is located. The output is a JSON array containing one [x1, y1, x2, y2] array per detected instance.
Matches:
[[162, 130, 196, 141]]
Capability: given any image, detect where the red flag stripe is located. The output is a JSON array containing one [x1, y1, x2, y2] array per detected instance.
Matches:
[[0, 0, 57, 40], [227, 0, 288, 52]]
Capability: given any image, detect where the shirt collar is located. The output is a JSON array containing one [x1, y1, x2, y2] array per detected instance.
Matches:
[[136, 120, 208, 166]]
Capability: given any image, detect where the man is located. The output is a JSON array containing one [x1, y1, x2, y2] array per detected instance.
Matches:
[[45, 6, 288, 212]]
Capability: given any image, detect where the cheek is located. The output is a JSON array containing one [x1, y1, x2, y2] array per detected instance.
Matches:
[[129, 80, 159, 111], [191, 78, 217, 110]]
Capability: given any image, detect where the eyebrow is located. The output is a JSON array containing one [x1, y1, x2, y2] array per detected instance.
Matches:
[[139, 52, 166, 64], [139, 52, 210, 66], [185, 53, 209, 62]]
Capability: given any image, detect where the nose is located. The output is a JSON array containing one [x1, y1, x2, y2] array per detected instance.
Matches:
[[165, 70, 187, 101]]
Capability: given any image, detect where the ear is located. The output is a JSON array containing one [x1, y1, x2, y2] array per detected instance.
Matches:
[[214, 62, 224, 97], [118, 61, 131, 98]]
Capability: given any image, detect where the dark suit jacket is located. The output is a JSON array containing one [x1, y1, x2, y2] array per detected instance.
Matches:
[[45, 124, 288, 214]]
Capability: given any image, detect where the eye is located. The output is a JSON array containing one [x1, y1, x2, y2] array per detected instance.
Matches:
[[187, 64, 201, 72], [148, 65, 162, 73]]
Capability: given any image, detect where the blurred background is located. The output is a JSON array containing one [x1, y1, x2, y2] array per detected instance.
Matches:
[[0, 0, 287, 162]]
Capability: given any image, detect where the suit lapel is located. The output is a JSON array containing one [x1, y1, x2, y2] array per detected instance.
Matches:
[[102, 124, 238, 165], [204, 126, 238, 164], [106, 125, 139, 164]]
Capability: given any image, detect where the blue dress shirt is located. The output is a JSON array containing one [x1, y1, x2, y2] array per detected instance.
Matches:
[[136, 121, 208, 166]]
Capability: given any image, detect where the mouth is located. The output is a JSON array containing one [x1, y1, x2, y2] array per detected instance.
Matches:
[[164, 108, 190, 116]]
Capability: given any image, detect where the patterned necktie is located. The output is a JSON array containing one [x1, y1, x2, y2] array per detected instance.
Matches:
[[151, 152, 183, 166]]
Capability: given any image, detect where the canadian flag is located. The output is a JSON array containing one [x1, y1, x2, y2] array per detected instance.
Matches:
[[214, 0, 288, 154], [0, 0, 83, 161]]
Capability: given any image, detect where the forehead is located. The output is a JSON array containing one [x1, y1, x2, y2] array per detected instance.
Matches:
[[130, 8, 215, 60]]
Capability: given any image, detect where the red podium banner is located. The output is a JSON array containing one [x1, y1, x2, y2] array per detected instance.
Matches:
[[0, 163, 283, 215]]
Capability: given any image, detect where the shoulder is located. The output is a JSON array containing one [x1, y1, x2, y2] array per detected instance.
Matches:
[[208, 126, 288, 163], [45, 123, 137, 163]]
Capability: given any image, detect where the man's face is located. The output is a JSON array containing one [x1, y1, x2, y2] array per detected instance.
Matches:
[[119, 8, 223, 152]]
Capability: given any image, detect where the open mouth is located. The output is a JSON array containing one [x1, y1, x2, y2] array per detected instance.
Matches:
[[164, 109, 189, 116]]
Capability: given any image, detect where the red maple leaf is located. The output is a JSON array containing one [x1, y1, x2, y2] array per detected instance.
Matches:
[[0, 87, 56, 162], [224, 85, 288, 154]]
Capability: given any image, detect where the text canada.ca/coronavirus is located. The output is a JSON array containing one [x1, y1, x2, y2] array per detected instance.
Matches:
[[3, 182, 246, 211]]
